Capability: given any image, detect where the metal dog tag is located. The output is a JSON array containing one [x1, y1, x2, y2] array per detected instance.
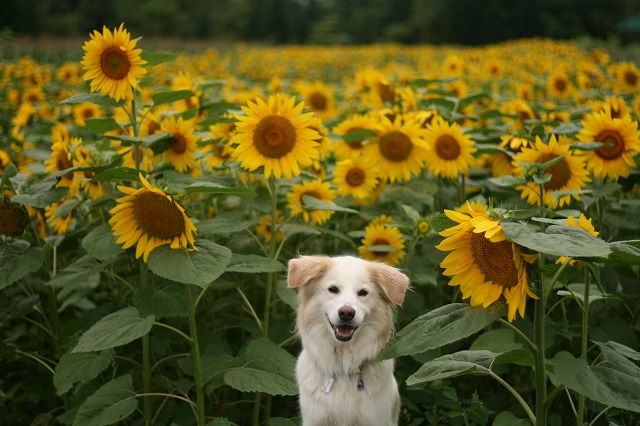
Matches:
[[322, 376, 335, 393]]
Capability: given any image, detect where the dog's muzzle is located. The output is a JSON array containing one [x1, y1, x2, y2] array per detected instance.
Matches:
[[329, 306, 358, 341]]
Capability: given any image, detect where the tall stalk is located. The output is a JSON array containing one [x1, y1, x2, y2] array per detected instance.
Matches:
[[534, 181, 548, 426], [577, 267, 591, 426], [186, 284, 206, 426]]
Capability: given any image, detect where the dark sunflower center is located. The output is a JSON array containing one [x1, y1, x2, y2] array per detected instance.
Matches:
[[0, 200, 27, 237], [146, 120, 161, 135], [376, 82, 395, 103], [170, 133, 188, 154], [100, 46, 131, 80], [82, 108, 96, 120], [253, 115, 296, 158], [379, 131, 413, 162], [624, 70, 637, 86], [470, 232, 519, 288], [554, 78, 567, 92], [132, 191, 186, 240], [435, 134, 461, 160], [346, 167, 365, 186], [309, 92, 328, 111], [540, 153, 571, 190], [595, 130, 625, 160]]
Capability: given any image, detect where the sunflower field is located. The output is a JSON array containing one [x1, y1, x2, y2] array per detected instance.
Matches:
[[1, 24, 640, 426]]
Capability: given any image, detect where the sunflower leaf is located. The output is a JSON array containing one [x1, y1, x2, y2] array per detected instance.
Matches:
[[488, 175, 526, 187], [301, 195, 359, 213], [185, 182, 256, 198], [501, 221, 611, 258], [147, 239, 232, 288], [72, 307, 154, 352], [84, 117, 122, 134], [226, 254, 285, 273], [72, 374, 138, 426], [406, 350, 496, 386], [377, 303, 504, 361], [141, 51, 177, 66], [11, 187, 68, 208], [60, 93, 123, 108], [92, 167, 144, 182], [0, 241, 45, 291], [343, 129, 376, 143], [53, 349, 114, 395], [151, 90, 196, 107]]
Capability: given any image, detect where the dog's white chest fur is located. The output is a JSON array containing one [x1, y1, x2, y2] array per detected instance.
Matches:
[[287, 255, 409, 426]]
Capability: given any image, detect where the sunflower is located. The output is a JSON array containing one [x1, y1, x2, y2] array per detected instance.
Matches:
[[256, 210, 285, 244], [81, 23, 147, 102], [44, 132, 80, 195], [332, 157, 379, 200], [576, 111, 640, 180], [491, 135, 531, 177], [556, 214, 599, 268], [231, 94, 320, 180], [108, 173, 197, 262], [513, 135, 591, 209], [295, 80, 336, 119], [436, 205, 538, 322], [546, 70, 573, 99], [0, 199, 28, 237], [365, 115, 429, 183], [358, 223, 406, 267], [286, 179, 336, 225], [161, 116, 199, 173], [332, 114, 376, 161], [45, 200, 74, 234], [0, 149, 12, 173], [423, 118, 476, 179], [613, 62, 639, 93], [73, 102, 104, 127]]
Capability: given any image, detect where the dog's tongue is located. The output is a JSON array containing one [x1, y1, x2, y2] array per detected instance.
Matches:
[[335, 324, 354, 341]]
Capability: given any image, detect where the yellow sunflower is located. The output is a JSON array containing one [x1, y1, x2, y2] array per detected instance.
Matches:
[[576, 111, 640, 180], [44, 132, 80, 196], [332, 157, 380, 200], [332, 114, 376, 161], [81, 23, 147, 102], [295, 80, 336, 119], [45, 200, 74, 234], [513, 135, 591, 209], [108, 173, 197, 262], [613, 62, 639, 93], [161, 116, 199, 173], [365, 115, 429, 183], [423, 118, 476, 179], [73, 102, 104, 127], [0, 150, 12, 173], [546, 70, 573, 99], [286, 179, 336, 225], [491, 135, 531, 177], [358, 223, 406, 267], [231, 94, 320, 180], [256, 210, 285, 244], [556, 214, 599, 268], [436, 205, 538, 322]]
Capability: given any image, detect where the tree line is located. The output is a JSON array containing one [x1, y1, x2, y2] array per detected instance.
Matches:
[[1, 0, 638, 45]]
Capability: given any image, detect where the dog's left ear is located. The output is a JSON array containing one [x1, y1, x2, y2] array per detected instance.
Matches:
[[287, 255, 332, 288], [369, 262, 409, 305]]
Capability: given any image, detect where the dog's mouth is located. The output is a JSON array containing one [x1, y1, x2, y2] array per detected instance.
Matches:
[[328, 317, 358, 341]]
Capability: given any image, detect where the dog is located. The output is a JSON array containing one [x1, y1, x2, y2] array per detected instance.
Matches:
[[287, 255, 410, 426]]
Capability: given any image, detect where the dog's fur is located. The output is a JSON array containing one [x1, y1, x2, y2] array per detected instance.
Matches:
[[287, 255, 409, 426]]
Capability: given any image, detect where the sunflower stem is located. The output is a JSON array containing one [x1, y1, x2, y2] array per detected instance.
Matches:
[[534, 266, 548, 426], [487, 369, 536, 425], [186, 284, 206, 426], [139, 262, 153, 426], [577, 266, 592, 426]]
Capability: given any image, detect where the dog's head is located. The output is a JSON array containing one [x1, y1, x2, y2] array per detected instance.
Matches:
[[287, 255, 409, 344]]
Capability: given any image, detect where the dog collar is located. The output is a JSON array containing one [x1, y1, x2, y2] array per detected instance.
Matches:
[[321, 367, 364, 393]]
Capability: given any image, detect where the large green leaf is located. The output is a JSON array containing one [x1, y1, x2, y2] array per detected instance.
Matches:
[[224, 337, 297, 396], [11, 187, 68, 208], [378, 303, 504, 360], [140, 51, 177, 66], [134, 284, 187, 319], [301, 195, 359, 213], [152, 89, 196, 106], [226, 254, 285, 273], [93, 167, 144, 183], [0, 240, 45, 290], [493, 411, 531, 426], [54, 349, 114, 395], [84, 117, 121, 134], [147, 239, 232, 288], [501, 221, 611, 258], [184, 182, 256, 198], [407, 350, 496, 386], [72, 307, 154, 353], [81, 224, 123, 261], [49, 255, 105, 294], [60, 93, 122, 108], [197, 213, 257, 235], [72, 374, 137, 426], [553, 342, 640, 412], [605, 241, 640, 265]]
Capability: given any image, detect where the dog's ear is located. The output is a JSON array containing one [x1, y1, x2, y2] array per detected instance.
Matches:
[[369, 262, 409, 305], [287, 256, 332, 288]]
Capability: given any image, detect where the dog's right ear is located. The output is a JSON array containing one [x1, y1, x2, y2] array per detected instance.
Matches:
[[287, 256, 331, 288]]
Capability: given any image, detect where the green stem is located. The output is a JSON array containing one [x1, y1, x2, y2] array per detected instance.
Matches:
[[46, 245, 62, 355], [488, 369, 536, 425], [153, 321, 193, 344], [14, 349, 55, 375], [534, 270, 547, 426], [186, 284, 206, 426], [139, 262, 152, 426], [498, 319, 536, 353], [577, 267, 592, 426]]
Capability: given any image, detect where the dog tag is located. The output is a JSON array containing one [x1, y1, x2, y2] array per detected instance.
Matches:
[[322, 375, 335, 393]]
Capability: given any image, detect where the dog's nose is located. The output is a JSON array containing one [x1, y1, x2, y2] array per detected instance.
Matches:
[[338, 306, 355, 322]]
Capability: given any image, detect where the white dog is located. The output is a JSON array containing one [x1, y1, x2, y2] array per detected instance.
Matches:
[[287, 255, 409, 426]]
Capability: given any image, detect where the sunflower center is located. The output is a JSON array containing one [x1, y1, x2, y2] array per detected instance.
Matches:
[[309, 92, 328, 111], [554, 78, 567, 92], [435, 134, 461, 160], [379, 131, 413, 162], [0, 201, 26, 237], [595, 130, 625, 160], [170, 133, 188, 154], [100, 46, 131, 80], [470, 232, 519, 288], [540, 153, 571, 190], [624, 70, 637, 86], [346, 167, 365, 187], [254, 115, 296, 158], [132, 192, 186, 240]]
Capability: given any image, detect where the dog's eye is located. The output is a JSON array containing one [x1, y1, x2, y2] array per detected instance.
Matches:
[[328, 286, 339, 294], [357, 289, 368, 297]]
